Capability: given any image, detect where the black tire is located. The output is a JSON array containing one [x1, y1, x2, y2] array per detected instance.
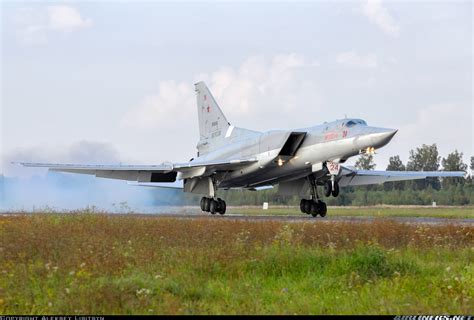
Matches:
[[218, 199, 226, 215], [332, 182, 340, 197], [310, 201, 319, 217], [200, 197, 206, 211], [300, 199, 306, 213], [319, 201, 327, 217], [324, 181, 332, 197], [303, 200, 312, 215], [209, 199, 217, 214], [204, 198, 211, 212]]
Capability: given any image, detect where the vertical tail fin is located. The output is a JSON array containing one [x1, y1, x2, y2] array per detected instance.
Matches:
[[195, 81, 231, 155]]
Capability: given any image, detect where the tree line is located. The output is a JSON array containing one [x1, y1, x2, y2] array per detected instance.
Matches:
[[153, 144, 473, 206]]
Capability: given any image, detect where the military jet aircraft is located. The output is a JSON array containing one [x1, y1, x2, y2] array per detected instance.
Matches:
[[19, 82, 465, 217]]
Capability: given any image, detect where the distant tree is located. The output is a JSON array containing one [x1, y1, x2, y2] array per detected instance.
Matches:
[[387, 155, 405, 171], [406, 144, 441, 190], [469, 156, 474, 184], [355, 154, 376, 170], [442, 150, 467, 171], [355, 154, 376, 192], [406, 144, 440, 171], [441, 150, 467, 188], [385, 155, 406, 191]]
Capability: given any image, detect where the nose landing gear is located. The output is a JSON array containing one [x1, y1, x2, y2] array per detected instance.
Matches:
[[324, 180, 340, 197]]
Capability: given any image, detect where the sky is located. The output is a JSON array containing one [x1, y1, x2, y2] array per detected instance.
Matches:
[[1, 0, 473, 181]]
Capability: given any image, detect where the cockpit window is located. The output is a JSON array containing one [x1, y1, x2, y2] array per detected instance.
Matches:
[[346, 120, 356, 127], [344, 119, 367, 127]]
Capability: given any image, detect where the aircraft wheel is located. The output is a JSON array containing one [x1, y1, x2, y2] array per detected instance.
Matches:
[[303, 200, 312, 215], [300, 199, 306, 213], [204, 197, 211, 212], [324, 181, 332, 197], [310, 201, 319, 217], [218, 198, 226, 215], [209, 199, 218, 214], [200, 197, 206, 211], [331, 182, 340, 197], [319, 201, 327, 217]]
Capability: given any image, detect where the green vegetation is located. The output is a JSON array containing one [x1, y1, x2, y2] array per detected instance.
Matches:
[[226, 206, 474, 219], [0, 214, 473, 314], [178, 184, 474, 207]]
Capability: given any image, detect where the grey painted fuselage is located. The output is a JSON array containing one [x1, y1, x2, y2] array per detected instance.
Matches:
[[194, 119, 397, 189]]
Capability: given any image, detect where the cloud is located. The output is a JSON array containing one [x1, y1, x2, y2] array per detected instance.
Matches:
[[122, 53, 324, 133], [47, 5, 92, 31], [121, 81, 195, 130], [362, 0, 400, 37], [399, 103, 472, 154], [336, 51, 378, 68], [376, 103, 473, 167], [14, 5, 92, 45]]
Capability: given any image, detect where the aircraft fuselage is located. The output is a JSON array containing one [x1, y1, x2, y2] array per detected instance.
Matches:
[[195, 118, 397, 189]]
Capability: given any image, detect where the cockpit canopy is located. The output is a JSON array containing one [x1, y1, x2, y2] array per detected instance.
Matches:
[[344, 119, 367, 127]]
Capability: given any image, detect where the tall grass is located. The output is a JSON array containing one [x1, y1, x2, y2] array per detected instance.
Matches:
[[0, 214, 472, 314]]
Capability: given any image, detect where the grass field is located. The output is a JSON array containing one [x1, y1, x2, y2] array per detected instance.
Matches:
[[227, 206, 474, 219], [0, 212, 473, 314]]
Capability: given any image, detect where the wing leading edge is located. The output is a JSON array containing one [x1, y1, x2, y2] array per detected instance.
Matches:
[[338, 166, 466, 187], [17, 158, 257, 183]]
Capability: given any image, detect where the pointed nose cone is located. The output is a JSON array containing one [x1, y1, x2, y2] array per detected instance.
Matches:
[[372, 128, 398, 147], [355, 127, 398, 150], [381, 128, 398, 141]]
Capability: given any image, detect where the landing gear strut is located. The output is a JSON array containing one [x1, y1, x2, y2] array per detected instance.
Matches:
[[300, 175, 327, 217], [200, 197, 226, 215]]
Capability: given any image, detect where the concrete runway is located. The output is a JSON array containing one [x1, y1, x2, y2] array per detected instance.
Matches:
[[2, 211, 472, 225], [138, 212, 474, 225]]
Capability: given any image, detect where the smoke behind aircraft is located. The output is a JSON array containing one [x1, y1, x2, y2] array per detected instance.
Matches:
[[0, 141, 185, 212], [0, 172, 184, 212]]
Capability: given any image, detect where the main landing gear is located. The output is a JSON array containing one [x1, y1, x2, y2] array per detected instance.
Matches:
[[299, 176, 340, 218], [300, 198, 327, 217], [299, 175, 327, 217], [200, 197, 226, 215]]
